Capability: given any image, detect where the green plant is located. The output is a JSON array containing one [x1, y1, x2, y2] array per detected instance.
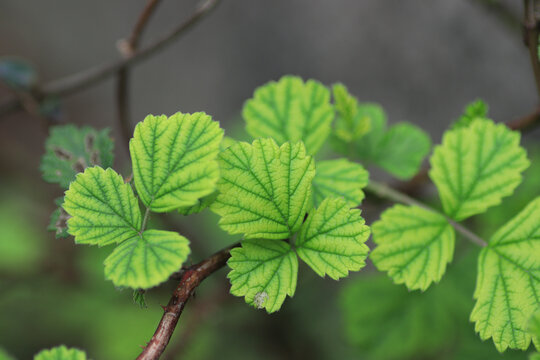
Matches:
[[34, 74, 539, 359]]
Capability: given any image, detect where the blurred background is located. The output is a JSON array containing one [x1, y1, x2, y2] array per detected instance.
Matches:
[[0, 0, 538, 359]]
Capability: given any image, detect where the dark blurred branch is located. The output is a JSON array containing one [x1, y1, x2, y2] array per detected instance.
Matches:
[[366, 180, 488, 247], [137, 243, 239, 360], [471, 0, 521, 32], [507, 106, 540, 130], [524, 0, 540, 101], [116, 0, 163, 151], [0, 0, 221, 119]]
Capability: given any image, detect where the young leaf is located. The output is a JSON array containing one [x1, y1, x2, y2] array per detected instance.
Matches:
[[471, 197, 540, 352], [130, 112, 223, 212], [371, 205, 455, 291], [47, 197, 69, 238], [332, 83, 371, 142], [243, 76, 333, 154], [212, 139, 315, 240], [63, 167, 141, 246], [312, 159, 368, 208], [430, 118, 529, 221], [104, 230, 190, 289], [296, 197, 370, 280], [41, 125, 114, 188], [228, 239, 298, 313], [34, 346, 87, 360], [376, 123, 431, 180], [453, 99, 488, 130], [345, 103, 387, 160]]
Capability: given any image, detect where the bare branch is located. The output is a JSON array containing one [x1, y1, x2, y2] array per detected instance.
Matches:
[[137, 243, 239, 360], [524, 0, 540, 101], [0, 0, 221, 119]]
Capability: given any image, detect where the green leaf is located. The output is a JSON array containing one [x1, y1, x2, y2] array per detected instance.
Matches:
[[371, 205, 455, 291], [429, 118, 529, 221], [133, 289, 147, 308], [212, 139, 315, 240], [344, 103, 387, 160], [530, 309, 540, 350], [104, 229, 190, 289], [63, 167, 141, 246], [453, 99, 488, 130], [312, 158, 368, 208], [332, 83, 371, 142], [376, 123, 431, 180], [296, 197, 370, 280], [130, 112, 223, 212], [471, 197, 540, 352], [34, 345, 87, 360], [243, 75, 333, 154], [0, 347, 16, 360], [41, 125, 114, 189], [47, 197, 69, 238], [228, 239, 298, 313]]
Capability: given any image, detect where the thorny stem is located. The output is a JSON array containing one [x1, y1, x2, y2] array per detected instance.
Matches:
[[366, 180, 488, 247], [137, 243, 239, 360], [0, 0, 222, 119]]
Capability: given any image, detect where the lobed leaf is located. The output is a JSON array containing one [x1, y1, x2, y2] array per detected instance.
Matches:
[[228, 239, 298, 313], [243, 75, 333, 154], [471, 197, 540, 352], [429, 118, 529, 221], [34, 345, 87, 360], [47, 197, 69, 238], [332, 83, 371, 142], [41, 125, 114, 189], [371, 205, 455, 291], [212, 139, 315, 240], [452, 99, 488, 130], [104, 230, 190, 289], [376, 123, 431, 180], [63, 167, 141, 246], [130, 112, 223, 212], [312, 158, 368, 208], [296, 197, 370, 280]]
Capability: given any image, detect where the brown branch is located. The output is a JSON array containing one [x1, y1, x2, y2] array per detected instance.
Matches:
[[116, 0, 163, 151], [137, 243, 239, 360], [0, 0, 221, 119], [507, 106, 540, 130], [524, 0, 540, 101]]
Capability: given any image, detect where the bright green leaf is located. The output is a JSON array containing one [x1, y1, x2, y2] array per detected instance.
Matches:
[[296, 197, 370, 280], [243, 75, 333, 154], [453, 99, 488, 130], [332, 83, 371, 142], [312, 158, 368, 208], [130, 112, 223, 212], [212, 139, 315, 240], [530, 309, 540, 350], [376, 123, 431, 179], [430, 118, 529, 221], [471, 197, 540, 352], [34, 345, 87, 360], [371, 205, 455, 291], [104, 229, 190, 289], [132, 289, 147, 308], [228, 239, 298, 313], [345, 103, 387, 160], [63, 167, 141, 246], [41, 125, 114, 189]]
